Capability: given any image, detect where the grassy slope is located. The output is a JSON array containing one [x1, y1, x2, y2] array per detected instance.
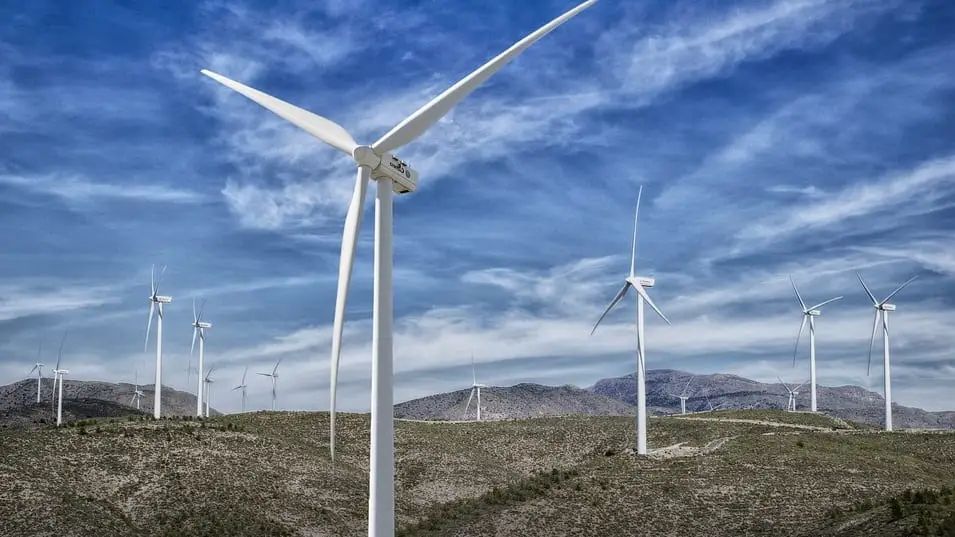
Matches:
[[1, 411, 953, 536]]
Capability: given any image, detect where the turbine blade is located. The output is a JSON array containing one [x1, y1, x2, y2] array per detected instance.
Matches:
[[273, 357, 282, 376], [590, 282, 631, 335], [630, 185, 642, 278], [145, 301, 155, 352], [789, 275, 807, 311], [154, 265, 167, 295], [882, 274, 918, 304], [633, 284, 671, 325], [777, 377, 791, 392], [190, 326, 198, 356], [857, 272, 878, 305], [29, 364, 38, 375], [867, 310, 881, 376], [150, 264, 155, 296], [471, 354, 476, 386], [793, 315, 808, 367], [808, 296, 843, 311], [464, 387, 475, 416], [241, 366, 248, 386], [682, 376, 693, 397], [55, 331, 67, 370], [199, 298, 206, 320], [370, 0, 599, 154], [200, 69, 358, 156], [330, 167, 370, 462], [192, 297, 197, 323]]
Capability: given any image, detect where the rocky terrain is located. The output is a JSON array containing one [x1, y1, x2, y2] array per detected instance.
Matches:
[[0, 378, 215, 423], [394, 383, 636, 420], [1, 410, 954, 536]]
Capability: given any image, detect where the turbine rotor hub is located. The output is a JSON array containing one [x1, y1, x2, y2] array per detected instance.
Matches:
[[352, 145, 381, 169]]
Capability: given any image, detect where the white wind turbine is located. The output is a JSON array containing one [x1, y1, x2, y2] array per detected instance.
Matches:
[[464, 355, 489, 421], [591, 185, 671, 456], [777, 377, 808, 411], [257, 358, 282, 411], [671, 377, 694, 415], [789, 275, 843, 412], [190, 299, 212, 418], [144, 264, 172, 420], [130, 371, 145, 410], [858, 271, 918, 432], [232, 366, 249, 413], [203, 366, 216, 417], [199, 2, 598, 533], [51, 332, 68, 427], [28, 342, 44, 404]]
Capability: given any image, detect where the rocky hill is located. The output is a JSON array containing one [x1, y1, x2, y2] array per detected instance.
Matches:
[[0, 378, 216, 422], [589, 369, 953, 429], [1, 410, 954, 536], [394, 383, 636, 420]]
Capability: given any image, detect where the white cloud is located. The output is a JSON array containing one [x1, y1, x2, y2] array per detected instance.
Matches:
[[0, 281, 121, 322], [0, 174, 205, 205]]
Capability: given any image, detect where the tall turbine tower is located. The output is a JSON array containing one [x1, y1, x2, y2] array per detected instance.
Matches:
[[591, 185, 671, 455], [858, 272, 918, 432], [28, 342, 44, 404], [190, 299, 212, 418], [789, 276, 842, 412], [144, 265, 172, 420], [464, 355, 489, 421], [232, 366, 249, 413], [257, 358, 282, 411], [52, 332, 68, 427], [198, 2, 598, 535]]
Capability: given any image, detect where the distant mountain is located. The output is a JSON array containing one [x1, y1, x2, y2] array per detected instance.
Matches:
[[394, 382, 636, 420], [0, 399, 145, 428], [589, 369, 953, 429], [0, 378, 216, 423]]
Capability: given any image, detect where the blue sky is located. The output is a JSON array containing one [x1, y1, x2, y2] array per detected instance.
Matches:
[[2, 0, 954, 413]]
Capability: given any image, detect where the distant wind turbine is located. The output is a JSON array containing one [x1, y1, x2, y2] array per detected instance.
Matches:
[[591, 185, 671, 456], [672, 377, 694, 415], [28, 342, 44, 404], [51, 332, 69, 427], [464, 355, 489, 421], [190, 298, 212, 418], [203, 366, 216, 418], [232, 366, 249, 413], [257, 358, 282, 411], [858, 272, 918, 432], [777, 377, 808, 411], [789, 275, 842, 412], [130, 371, 145, 410], [144, 264, 172, 420]]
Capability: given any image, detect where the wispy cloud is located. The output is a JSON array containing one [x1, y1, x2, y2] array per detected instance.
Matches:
[[0, 174, 205, 206], [0, 280, 120, 322]]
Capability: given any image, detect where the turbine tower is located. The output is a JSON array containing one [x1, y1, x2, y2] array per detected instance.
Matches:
[[673, 377, 694, 415], [130, 371, 145, 410], [778, 377, 808, 411], [28, 342, 44, 404], [591, 185, 671, 456], [257, 358, 282, 411], [858, 271, 918, 432], [789, 275, 842, 412], [51, 332, 68, 427], [464, 355, 489, 421], [232, 366, 249, 413], [191, 299, 212, 418], [203, 366, 216, 417], [199, 2, 598, 535], [144, 264, 172, 420]]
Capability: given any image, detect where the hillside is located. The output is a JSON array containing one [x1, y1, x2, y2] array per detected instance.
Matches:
[[395, 383, 636, 420], [0, 378, 215, 422], [0, 399, 145, 428], [1, 410, 954, 536], [589, 369, 953, 429]]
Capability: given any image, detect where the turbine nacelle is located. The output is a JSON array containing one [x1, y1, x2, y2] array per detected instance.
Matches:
[[881, 303, 897, 311], [150, 295, 172, 304], [628, 276, 655, 288], [807, 309, 821, 316], [196, 321, 212, 329]]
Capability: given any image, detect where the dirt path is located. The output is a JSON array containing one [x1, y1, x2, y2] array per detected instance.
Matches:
[[672, 416, 833, 431]]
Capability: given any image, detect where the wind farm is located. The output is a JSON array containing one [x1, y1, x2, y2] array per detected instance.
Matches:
[[2, 0, 955, 536]]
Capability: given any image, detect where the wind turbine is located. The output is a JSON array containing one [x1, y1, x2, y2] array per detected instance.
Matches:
[[789, 276, 842, 413], [203, 366, 216, 417], [257, 358, 282, 411], [777, 377, 808, 411], [591, 185, 671, 456], [51, 332, 68, 427], [858, 272, 918, 432], [190, 298, 212, 418], [199, 2, 598, 534], [670, 377, 694, 415], [232, 366, 249, 413], [130, 371, 145, 410], [463, 355, 489, 421], [28, 342, 44, 404], [144, 264, 172, 420]]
